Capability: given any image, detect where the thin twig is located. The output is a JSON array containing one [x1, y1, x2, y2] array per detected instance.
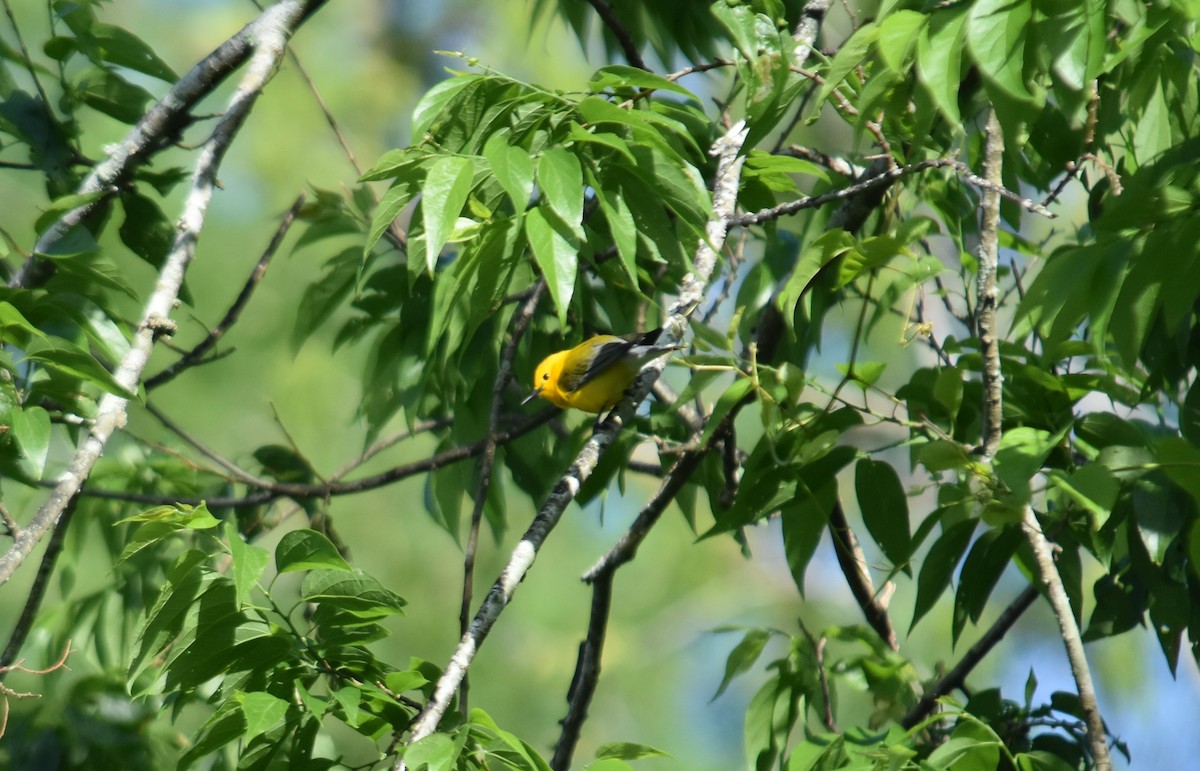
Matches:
[[729, 157, 1055, 228], [458, 279, 545, 715], [0, 502, 17, 538], [901, 585, 1039, 728], [395, 122, 750, 769], [797, 619, 837, 732], [0, 0, 320, 587], [0, 501, 77, 675], [665, 59, 734, 82], [75, 409, 557, 508], [145, 193, 304, 390], [583, 0, 647, 70], [143, 402, 276, 487], [557, 425, 728, 771]]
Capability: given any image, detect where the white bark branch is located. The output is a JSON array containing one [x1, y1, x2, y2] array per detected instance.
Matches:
[[0, 0, 313, 587], [975, 108, 1112, 771], [396, 121, 750, 765]]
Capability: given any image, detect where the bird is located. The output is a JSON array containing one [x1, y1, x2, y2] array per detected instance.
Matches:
[[522, 328, 678, 413]]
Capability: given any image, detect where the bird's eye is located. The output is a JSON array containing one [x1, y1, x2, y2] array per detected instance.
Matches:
[[541, 373, 550, 381]]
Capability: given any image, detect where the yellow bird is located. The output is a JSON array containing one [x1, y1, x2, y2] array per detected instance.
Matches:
[[522, 328, 678, 413]]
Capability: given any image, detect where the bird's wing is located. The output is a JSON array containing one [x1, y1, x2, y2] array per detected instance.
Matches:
[[561, 337, 632, 392]]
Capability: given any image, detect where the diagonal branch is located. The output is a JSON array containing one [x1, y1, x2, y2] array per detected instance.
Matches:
[[458, 279, 545, 715], [145, 192, 305, 390], [828, 500, 898, 651], [582, 0, 647, 71], [901, 585, 1039, 728], [0, 0, 317, 588], [10, 0, 329, 289], [395, 121, 750, 767]]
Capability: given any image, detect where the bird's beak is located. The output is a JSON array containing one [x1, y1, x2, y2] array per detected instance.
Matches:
[[521, 387, 542, 406]]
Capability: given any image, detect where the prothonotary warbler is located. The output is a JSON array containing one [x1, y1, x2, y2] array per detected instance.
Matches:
[[522, 328, 678, 413]]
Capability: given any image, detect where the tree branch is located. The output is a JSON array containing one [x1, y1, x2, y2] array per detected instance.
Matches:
[[9, 0, 328, 289], [974, 108, 1112, 770], [901, 585, 1039, 728], [976, 110, 1004, 458], [582, 0, 647, 71], [828, 500, 898, 651], [74, 409, 558, 508], [0, 0, 316, 587], [0, 500, 77, 677], [728, 157, 1055, 229], [395, 122, 750, 767], [458, 279, 545, 715], [145, 192, 305, 390]]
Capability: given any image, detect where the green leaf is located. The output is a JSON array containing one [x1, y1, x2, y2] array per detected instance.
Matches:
[[594, 743, 669, 761], [776, 230, 856, 332], [412, 74, 483, 138], [275, 529, 352, 573], [421, 155, 476, 273], [118, 501, 219, 529], [952, 525, 1021, 644], [856, 459, 912, 574], [994, 426, 1063, 505], [78, 68, 154, 123], [780, 486, 832, 597], [966, 0, 1035, 102], [876, 10, 926, 73], [10, 405, 50, 478], [224, 521, 269, 609], [301, 569, 407, 617], [713, 628, 774, 700], [537, 147, 584, 238], [92, 23, 177, 82], [524, 205, 578, 325], [819, 22, 878, 106], [1049, 464, 1118, 530], [589, 64, 698, 101], [911, 518, 977, 632], [237, 691, 288, 740], [917, 440, 972, 473], [119, 190, 174, 269], [594, 184, 637, 282], [22, 336, 135, 398], [484, 132, 534, 211], [927, 733, 1002, 769], [178, 699, 245, 770], [292, 246, 360, 352], [1016, 751, 1080, 771], [917, 6, 969, 124]]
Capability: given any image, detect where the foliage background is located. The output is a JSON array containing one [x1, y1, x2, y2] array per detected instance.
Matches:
[[0, 0, 1198, 769]]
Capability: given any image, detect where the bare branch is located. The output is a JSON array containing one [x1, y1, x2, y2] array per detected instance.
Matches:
[[902, 585, 1039, 728], [396, 122, 750, 767], [1021, 507, 1112, 768], [974, 108, 1111, 770], [828, 500, 898, 651], [10, 0, 329, 289], [0, 0, 318, 588], [729, 157, 1055, 229], [976, 110, 1004, 458], [145, 193, 305, 390], [0, 501, 77, 675], [583, 0, 647, 71], [74, 409, 558, 508], [459, 279, 545, 715]]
